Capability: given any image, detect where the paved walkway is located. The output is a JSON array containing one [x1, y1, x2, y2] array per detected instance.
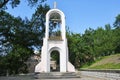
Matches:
[[80, 71, 120, 80], [0, 75, 106, 80], [1, 71, 119, 80]]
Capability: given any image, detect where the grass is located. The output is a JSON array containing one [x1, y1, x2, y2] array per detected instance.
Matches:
[[89, 63, 120, 69], [81, 54, 120, 69], [81, 57, 104, 69]]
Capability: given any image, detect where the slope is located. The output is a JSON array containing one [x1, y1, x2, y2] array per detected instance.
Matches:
[[82, 54, 120, 69]]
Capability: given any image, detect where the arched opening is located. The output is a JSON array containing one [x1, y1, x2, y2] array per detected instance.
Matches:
[[49, 12, 62, 40], [50, 50, 60, 72]]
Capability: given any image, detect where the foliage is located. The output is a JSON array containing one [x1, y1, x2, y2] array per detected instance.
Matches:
[[0, 45, 32, 75], [67, 15, 120, 69], [51, 51, 60, 65], [30, 4, 50, 48], [0, 0, 46, 9], [67, 32, 81, 68], [114, 14, 120, 28], [113, 14, 120, 53], [0, 4, 49, 75]]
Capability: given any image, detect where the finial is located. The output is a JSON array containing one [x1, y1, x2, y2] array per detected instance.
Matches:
[[54, 1, 57, 8]]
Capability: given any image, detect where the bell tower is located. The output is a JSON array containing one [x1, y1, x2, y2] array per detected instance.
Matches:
[[35, 2, 75, 72]]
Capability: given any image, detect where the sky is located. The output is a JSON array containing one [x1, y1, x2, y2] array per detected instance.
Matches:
[[6, 0, 120, 34]]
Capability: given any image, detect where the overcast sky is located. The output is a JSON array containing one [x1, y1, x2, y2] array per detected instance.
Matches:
[[6, 0, 120, 34]]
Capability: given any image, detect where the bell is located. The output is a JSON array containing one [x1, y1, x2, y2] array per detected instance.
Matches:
[[50, 18, 59, 27], [53, 21, 57, 27]]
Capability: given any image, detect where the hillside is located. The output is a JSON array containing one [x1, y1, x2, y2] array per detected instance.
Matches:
[[82, 54, 120, 69]]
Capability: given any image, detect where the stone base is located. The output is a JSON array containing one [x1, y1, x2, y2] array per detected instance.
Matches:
[[35, 61, 75, 72], [35, 62, 45, 72], [68, 61, 75, 72], [34, 72, 80, 79]]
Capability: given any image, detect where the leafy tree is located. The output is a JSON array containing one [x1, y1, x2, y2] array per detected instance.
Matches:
[[0, 10, 22, 55], [113, 14, 120, 53], [82, 28, 94, 63], [93, 25, 116, 57], [0, 4, 50, 53], [67, 23, 120, 69], [0, 0, 46, 9], [30, 4, 50, 48], [0, 4, 50, 75], [103, 24, 116, 55], [3, 45, 32, 75], [114, 14, 120, 29], [0, 10, 31, 75], [67, 32, 83, 68]]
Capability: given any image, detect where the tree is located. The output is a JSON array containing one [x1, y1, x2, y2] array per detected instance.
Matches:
[[0, 4, 50, 75], [0, 4, 50, 53], [114, 14, 120, 29], [4, 45, 32, 75], [0, 0, 46, 9], [113, 14, 120, 53], [0, 10, 31, 75], [81, 28, 94, 65], [30, 4, 50, 48], [0, 10, 21, 55], [67, 31, 83, 68], [103, 24, 116, 55]]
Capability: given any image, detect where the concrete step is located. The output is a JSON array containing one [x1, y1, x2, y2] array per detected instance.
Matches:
[[34, 72, 80, 79]]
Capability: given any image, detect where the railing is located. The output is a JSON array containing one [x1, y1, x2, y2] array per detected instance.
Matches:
[[49, 36, 62, 41]]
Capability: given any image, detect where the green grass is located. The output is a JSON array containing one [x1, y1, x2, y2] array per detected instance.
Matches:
[[81, 57, 104, 69], [81, 54, 120, 69], [89, 63, 120, 69]]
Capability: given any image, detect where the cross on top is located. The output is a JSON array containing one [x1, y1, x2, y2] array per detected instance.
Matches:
[[54, 2, 57, 8]]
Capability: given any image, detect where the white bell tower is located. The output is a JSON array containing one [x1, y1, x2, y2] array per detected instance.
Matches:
[[35, 2, 75, 72]]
